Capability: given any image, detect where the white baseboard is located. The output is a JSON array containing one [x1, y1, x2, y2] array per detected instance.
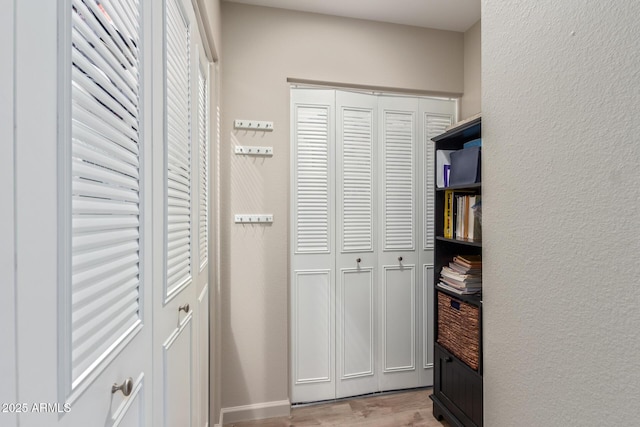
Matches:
[[220, 399, 291, 425]]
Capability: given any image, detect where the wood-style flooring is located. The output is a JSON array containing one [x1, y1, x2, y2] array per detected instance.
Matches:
[[224, 388, 450, 427]]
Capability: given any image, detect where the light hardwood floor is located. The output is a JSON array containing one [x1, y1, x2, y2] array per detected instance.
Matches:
[[224, 388, 450, 427]]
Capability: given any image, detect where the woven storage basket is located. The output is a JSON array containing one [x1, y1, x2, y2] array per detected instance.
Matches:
[[437, 291, 480, 370]]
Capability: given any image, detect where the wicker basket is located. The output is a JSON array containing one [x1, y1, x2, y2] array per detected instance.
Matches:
[[437, 292, 480, 370]]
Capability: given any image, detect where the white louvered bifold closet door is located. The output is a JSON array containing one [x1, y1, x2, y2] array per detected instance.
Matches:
[[335, 92, 378, 400], [291, 90, 457, 403], [197, 64, 208, 270], [291, 90, 336, 403], [165, 0, 192, 298], [71, 0, 142, 385]]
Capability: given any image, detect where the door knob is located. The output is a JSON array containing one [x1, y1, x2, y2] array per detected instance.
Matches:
[[178, 304, 190, 313], [356, 258, 361, 263], [398, 256, 403, 262], [112, 377, 133, 396]]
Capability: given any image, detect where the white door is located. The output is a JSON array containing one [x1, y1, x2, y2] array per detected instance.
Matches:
[[194, 42, 212, 427], [151, 0, 204, 425], [335, 91, 379, 398], [290, 89, 336, 403], [15, 1, 153, 426], [378, 96, 421, 391], [419, 100, 455, 386], [1, 1, 17, 424]]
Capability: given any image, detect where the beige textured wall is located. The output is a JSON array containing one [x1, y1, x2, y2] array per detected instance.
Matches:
[[461, 19, 481, 119], [220, 2, 464, 410], [483, 1, 640, 425]]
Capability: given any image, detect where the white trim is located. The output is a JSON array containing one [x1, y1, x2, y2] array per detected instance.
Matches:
[[191, 0, 217, 62], [220, 400, 291, 425]]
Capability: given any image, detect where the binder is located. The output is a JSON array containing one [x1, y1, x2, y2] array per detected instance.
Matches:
[[449, 146, 481, 186]]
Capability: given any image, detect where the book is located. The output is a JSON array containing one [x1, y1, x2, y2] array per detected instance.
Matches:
[[440, 277, 482, 291], [440, 274, 482, 289], [448, 191, 477, 241], [437, 282, 481, 295], [441, 267, 482, 283], [444, 190, 453, 239], [448, 261, 481, 275], [463, 138, 482, 149], [454, 255, 482, 268], [467, 195, 476, 240]]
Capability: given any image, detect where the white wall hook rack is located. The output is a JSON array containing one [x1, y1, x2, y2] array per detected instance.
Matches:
[[234, 120, 274, 131], [234, 146, 274, 156], [235, 214, 274, 224]]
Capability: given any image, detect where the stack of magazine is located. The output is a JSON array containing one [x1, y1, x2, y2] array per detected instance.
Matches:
[[438, 255, 482, 295]]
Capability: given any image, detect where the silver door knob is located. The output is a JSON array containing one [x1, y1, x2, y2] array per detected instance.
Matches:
[[112, 377, 133, 396], [179, 304, 190, 313]]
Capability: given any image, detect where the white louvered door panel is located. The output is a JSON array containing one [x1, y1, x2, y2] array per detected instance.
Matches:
[[382, 110, 415, 251], [340, 106, 374, 253], [165, 0, 192, 299], [197, 61, 209, 271], [417, 98, 456, 388], [335, 91, 378, 399], [15, 0, 151, 425], [378, 96, 420, 392], [423, 114, 452, 250], [71, 0, 144, 390], [295, 106, 331, 253], [153, 0, 199, 425], [194, 44, 211, 427], [291, 89, 335, 403]]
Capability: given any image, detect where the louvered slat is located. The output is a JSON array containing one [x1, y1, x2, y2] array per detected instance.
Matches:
[[166, 0, 192, 294], [198, 65, 209, 269], [424, 114, 452, 249], [295, 106, 330, 253], [70, 0, 141, 386], [384, 111, 414, 250], [341, 108, 373, 252]]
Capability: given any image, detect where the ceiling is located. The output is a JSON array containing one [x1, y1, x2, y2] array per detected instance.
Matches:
[[223, 0, 481, 32]]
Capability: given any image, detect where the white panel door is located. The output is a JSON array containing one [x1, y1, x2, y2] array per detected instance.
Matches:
[[152, 0, 201, 425], [335, 92, 379, 398], [290, 89, 336, 403], [378, 96, 420, 391], [0, 1, 17, 424], [194, 41, 211, 427], [15, 1, 152, 426]]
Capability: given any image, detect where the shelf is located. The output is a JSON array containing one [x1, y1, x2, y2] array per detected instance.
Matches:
[[436, 236, 482, 247], [432, 115, 481, 146], [436, 182, 481, 192], [435, 285, 482, 307]]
